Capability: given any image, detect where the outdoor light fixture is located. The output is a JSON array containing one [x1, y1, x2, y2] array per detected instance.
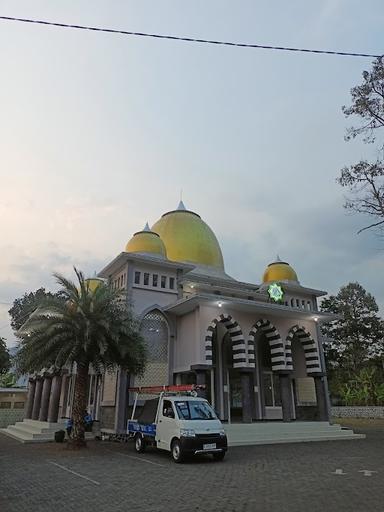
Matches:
[[313, 317, 318, 322], [218, 301, 222, 308]]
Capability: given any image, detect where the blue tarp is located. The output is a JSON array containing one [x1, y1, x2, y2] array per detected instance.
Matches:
[[128, 420, 156, 437]]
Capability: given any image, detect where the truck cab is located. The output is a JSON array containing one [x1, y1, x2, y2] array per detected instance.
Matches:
[[127, 386, 228, 463]]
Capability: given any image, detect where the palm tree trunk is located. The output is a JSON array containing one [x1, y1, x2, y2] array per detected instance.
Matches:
[[70, 362, 89, 448]]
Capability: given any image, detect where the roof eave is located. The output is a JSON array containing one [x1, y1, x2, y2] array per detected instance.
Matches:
[[164, 293, 336, 322], [98, 252, 195, 278]]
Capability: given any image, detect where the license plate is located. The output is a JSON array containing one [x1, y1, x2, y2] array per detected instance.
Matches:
[[203, 443, 216, 450]]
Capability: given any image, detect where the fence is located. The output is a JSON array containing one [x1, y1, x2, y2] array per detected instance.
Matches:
[[331, 406, 384, 419], [0, 408, 25, 428]]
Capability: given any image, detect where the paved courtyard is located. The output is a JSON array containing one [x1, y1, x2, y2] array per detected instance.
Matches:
[[0, 422, 383, 512]]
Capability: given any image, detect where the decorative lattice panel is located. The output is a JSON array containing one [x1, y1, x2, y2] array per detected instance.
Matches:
[[135, 312, 169, 387], [102, 370, 117, 404], [295, 377, 317, 405]]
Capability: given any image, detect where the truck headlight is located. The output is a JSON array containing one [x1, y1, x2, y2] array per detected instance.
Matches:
[[180, 429, 196, 437]]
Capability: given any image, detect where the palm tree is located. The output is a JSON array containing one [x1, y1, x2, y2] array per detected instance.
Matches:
[[16, 268, 146, 448]]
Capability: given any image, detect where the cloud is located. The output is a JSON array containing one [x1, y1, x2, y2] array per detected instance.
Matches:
[[222, 198, 384, 314], [0, 247, 107, 347]]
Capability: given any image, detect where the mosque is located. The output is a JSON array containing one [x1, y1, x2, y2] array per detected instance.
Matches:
[[21, 201, 334, 433], [95, 200, 332, 431]]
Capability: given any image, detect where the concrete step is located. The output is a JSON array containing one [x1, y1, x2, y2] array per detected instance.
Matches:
[[224, 428, 346, 437], [223, 421, 365, 446], [13, 422, 62, 434], [0, 426, 95, 444], [228, 433, 365, 447], [224, 428, 345, 435], [226, 430, 353, 439], [6, 424, 60, 438], [1, 418, 95, 443], [23, 419, 64, 429], [224, 421, 341, 431], [0, 428, 54, 443]]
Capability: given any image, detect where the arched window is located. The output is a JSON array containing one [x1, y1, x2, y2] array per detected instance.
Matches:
[[135, 311, 169, 387]]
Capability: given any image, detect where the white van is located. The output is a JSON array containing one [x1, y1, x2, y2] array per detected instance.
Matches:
[[127, 386, 228, 463]]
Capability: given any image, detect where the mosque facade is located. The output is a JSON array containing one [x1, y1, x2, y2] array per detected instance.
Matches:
[[24, 202, 333, 430]]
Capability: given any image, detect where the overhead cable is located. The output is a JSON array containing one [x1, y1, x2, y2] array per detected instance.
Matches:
[[0, 15, 382, 59]]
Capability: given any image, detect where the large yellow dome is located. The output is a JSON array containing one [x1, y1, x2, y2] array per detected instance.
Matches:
[[263, 256, 298, 283], [125, 223, 167, 258], [151, 202, 224, 270]]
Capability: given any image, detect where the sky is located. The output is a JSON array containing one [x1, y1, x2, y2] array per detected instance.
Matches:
[[1, 0, 384, 347]]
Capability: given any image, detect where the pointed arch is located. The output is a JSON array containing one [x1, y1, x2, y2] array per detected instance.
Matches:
[[137, 309, 170, 386], [205, 314, 247, 369], [248, 319, 286, 371], [285, 325, 321, 373]]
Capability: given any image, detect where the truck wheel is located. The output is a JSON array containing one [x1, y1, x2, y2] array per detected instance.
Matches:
[[135, 434, 146, 453], [171, 439, 184, 463], [213, 451, 225, 461]]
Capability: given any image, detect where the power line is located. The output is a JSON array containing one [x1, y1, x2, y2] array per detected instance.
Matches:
[[0, 307, 33, 332], [0, 15, 382, 59]]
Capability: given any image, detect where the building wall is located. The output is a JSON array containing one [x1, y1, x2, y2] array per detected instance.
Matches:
[[102, 371, 117, 406], [196, 304, 320, 369], [127, 261, 178, 315], [131, 287, 177, 315], [0, 390, 27, 410], [173, 309, 200, 373], [0, 389, 28, 428], [99, 370, 118, 429]]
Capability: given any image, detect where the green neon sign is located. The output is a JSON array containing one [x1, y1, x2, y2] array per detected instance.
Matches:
[[268, 283, 284, 302]]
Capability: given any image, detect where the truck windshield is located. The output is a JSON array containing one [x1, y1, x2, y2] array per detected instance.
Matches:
[[174, 400, 217, 421]]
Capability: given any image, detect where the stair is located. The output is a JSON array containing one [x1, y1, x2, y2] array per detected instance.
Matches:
[[0, 419, 96, 443], [224, 421, 365, 446]]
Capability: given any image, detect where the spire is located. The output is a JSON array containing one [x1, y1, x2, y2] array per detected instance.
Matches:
[[143, 222, 151, 232], [177, 200, 186, 211], [275, 254, 282, 262]]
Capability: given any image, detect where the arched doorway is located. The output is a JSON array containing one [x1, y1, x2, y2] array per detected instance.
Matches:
[[286, 325, 324, 420], [257, 331, 282, 419], [285, 325, 321, 373], [248, 320, 287, 420], [205, 314, 247, 421]]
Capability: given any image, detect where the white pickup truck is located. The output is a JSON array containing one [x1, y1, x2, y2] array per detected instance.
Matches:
[[127, 385, 228, 463]]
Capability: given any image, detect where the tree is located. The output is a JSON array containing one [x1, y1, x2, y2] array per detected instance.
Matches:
[[8, 288, 62, 332], [342, 57, 384, 143], [0, 337, 10, 375], [320, 283, 384, 387], [16, 269, 146, 448], [338, 161, 384, 234], [0, 373, 16, 388], [338, 57, 384, 235]]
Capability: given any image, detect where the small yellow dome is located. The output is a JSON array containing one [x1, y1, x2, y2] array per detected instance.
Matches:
[[125, 223, 167, 258], [263, 257, 298, 283], [151, 202, 224, 269]]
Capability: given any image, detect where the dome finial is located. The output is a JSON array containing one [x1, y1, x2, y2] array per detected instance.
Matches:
[[177, 200, 186, 211], [143, 222, 151, 232], [275, 254, 282, 262]]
